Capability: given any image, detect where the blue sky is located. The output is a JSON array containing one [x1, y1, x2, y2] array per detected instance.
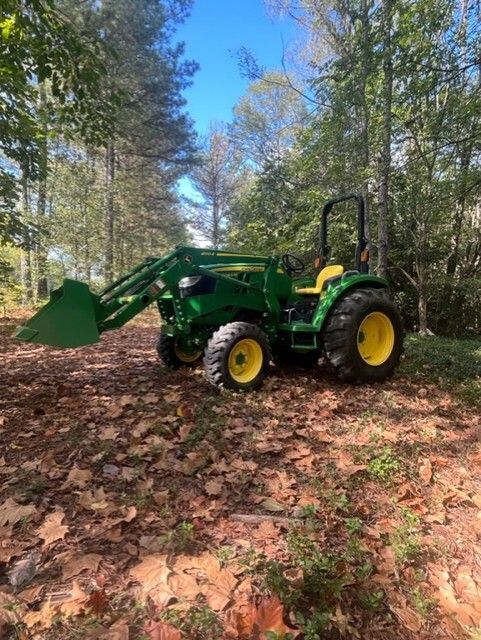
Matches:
[[176, 0, 297, 135]]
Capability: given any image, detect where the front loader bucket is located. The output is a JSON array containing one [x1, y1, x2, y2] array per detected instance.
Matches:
[[15, 279, 101, 348]]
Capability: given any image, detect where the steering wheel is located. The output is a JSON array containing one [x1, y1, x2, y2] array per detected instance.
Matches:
[[281, 253, 305, 276]]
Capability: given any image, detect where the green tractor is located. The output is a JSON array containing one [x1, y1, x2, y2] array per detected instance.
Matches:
[[16, 194, 403, 391]]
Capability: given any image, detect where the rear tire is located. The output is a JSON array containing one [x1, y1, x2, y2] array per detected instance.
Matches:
[[203, 322, 271, 390], [323, 288, 404, 383], [156, 331, 202, 369]]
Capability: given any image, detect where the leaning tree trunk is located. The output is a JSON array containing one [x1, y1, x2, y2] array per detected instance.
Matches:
[[104, 141, 115, 283]]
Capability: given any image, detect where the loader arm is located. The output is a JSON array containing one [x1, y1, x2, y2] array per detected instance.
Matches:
[[15, 247, 287, 348]]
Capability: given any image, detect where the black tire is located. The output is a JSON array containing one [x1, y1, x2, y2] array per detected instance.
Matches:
[[156, 331, 202, 369], [273, 344, 320, 368], [203, 322, 271, 391], [322, 287, 404, 383]]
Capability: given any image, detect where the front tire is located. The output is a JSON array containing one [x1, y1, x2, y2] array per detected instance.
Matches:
[[203, 322, 271, 390], [323, 288, 404, 383], [156, 331, 202, 369]]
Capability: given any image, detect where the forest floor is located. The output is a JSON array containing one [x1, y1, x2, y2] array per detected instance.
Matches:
[[1, 311, 481, 640]]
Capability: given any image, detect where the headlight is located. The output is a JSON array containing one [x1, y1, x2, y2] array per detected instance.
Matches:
[[179, 276, 202, 288]]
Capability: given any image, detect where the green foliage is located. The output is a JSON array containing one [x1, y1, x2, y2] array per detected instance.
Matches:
[[257, 528, 369, 637], [161, 605, 223, 640], [390, 508, 422, 564], [368, 447, 400, 481], [160, 520, 195, 551], [401, 333, 481, 408]]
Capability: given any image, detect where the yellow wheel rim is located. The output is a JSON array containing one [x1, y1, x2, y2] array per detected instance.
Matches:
[[357, 312, 395, 366], [228, 338, 263, 383], [174, 343, 202, 363]]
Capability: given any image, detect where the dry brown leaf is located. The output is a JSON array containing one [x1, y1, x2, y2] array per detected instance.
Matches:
[[0, 497, 35, 527], [260, 497, 285, 512], [254, 596, 299, 638], [153, 490, 169, 507], [224, 599, 257, 638], [62, 553, 102, 580], [418, 458, 432, 484], [202, 568, 238, 611], [168, 571, 201, 599], [99, 426, 119, 440], [0, 592, 26, 625], [174, 551, 221, 576], [61, 466, 92, 489], [98, 619, 130, 640], [391, 604, 422, 632], [79, 486, 109, 511], [205, 479, 224, 496], [130, 554, 171, 593], [57, 580, 89, 617], [36, 510, 68, 545], [143, 620, 181, 640]]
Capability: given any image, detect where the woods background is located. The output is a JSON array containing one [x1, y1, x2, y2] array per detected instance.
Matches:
[[1, 0, 480, 336]]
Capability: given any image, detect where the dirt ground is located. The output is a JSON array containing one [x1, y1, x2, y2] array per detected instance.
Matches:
[[1, 314, 481, 639]]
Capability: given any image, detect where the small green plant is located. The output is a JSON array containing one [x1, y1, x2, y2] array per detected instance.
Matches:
[[216, 546, 235, 566], [325, 489, 350, 512], [391, 507, 422, 564], [412, 586, 435, 618], [368, 447, 400, 481], [345, 517, 363, 535], [161, 605, 223, 640], [359, 589, 385, 610], [159, 520, 194, 551], [299, 503, 319, 519]]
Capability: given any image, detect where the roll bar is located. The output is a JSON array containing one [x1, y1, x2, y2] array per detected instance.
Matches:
[[319, 193, 369, 273]]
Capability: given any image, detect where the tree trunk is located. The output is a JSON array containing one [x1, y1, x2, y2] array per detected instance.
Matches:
[[377, 0, 393, 278], [104, 141, 115, 283], [20, 172, 33, 305], [36, 82, 49, 298], [359, 0, 372, 247]]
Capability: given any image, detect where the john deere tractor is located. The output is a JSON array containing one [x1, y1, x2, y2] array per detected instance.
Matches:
[[16, 194, 404, 390]]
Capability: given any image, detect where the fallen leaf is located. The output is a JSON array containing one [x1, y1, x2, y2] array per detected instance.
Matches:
[[0, 498, 35, 527], [260, 497, 285, 512], [86, 589, 108, 615], [143, 620, 181, 640], [36, 510, 69, 545], [61, 466, 92, 489], [62, 553, 102, 580], [391, 605, 422, 632], [205, 479, 224, 496], [99, 426, 119, 440], [253, 596, 298, 638], [79, 487, 109, 511], [130, 554, 170, 588], [98, 619, 130, 640], [419, 458, 432, 484], [153, 490, 169, 507], [168, 571, 201, 599], [224, 600, 257, 638], [202, 568, 238, 611]]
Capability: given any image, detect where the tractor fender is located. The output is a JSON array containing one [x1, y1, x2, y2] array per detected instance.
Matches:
[[314, 275, 388, 333]]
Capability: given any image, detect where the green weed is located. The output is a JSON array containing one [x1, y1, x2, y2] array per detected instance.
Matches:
[[368, 447, 400, 481], [161, 605, 223, 640], [391, 507, 422, 564], [160, 520, 195, 551]]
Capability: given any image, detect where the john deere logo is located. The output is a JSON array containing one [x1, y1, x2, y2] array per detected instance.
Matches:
[[183, 254, 193, 264]]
